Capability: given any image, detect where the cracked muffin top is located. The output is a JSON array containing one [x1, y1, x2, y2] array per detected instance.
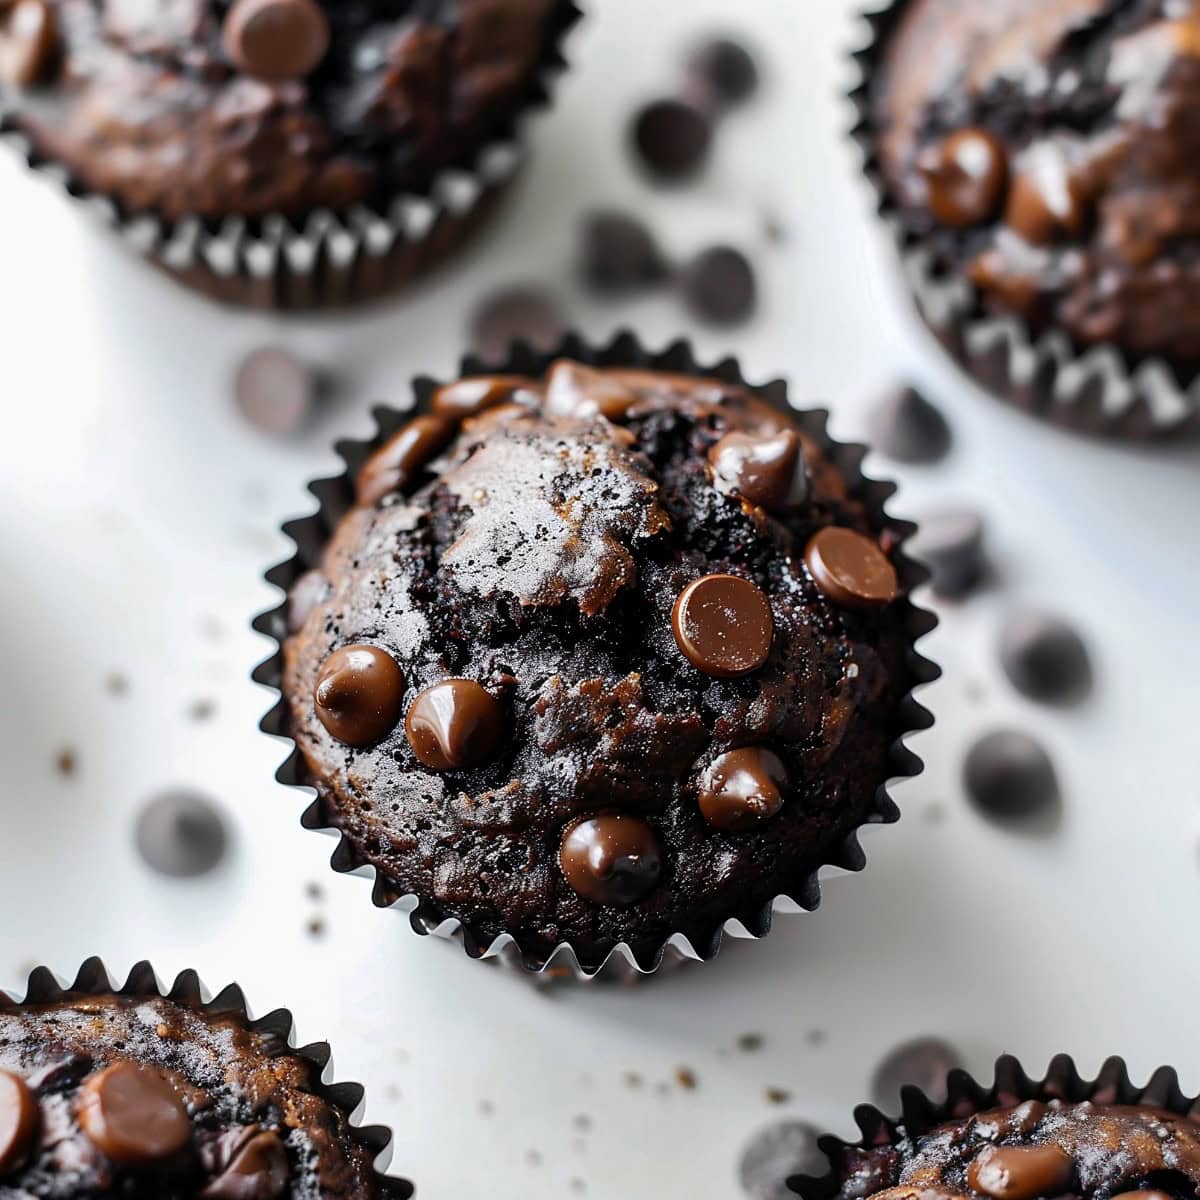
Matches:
[[280, 360, 920, 969], [870, 0, 1200, 363]]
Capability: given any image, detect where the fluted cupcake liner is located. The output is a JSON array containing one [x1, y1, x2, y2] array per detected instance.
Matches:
[[0, 1, 579, 312], [849, 2, 1200, 440], [252, 329, 940, 983], [789, 1052, 1200, 1199], [1, 955, 412, 1197]]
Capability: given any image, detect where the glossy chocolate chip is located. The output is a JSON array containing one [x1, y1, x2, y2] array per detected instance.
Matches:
[[314, 645, 406, 747], [544, 360, 639, 421], [908, 508, 986, 598], [135, 790, 228, 878], [405, 679, 503, 771], [0, 0, 57, 87], [698, 748, 787, 831], [470, 286, 565, 361], [739, 1120, 825, 1200], [920, 129, 1008, 228], [687, 37, 760, 109], [223, 0, 329, 81], [964, 730, 1059, 820], [871, 1038, 962, 1110], [631, 98, 713, 180], [357, 414, 456, 506], [672, 574, 774, 678], [805, 527, 899, 609], [78, 1062, 191, 1166], [233, 347, 317, 436], [0, 1070, 38, 1176], [579, 211, 667, 294], [559, 814, 662, 905], [998, 612, 1092, 704], [202, 1130, 289, 1200], [431, 376, 532, 420], [868, 386, 952, 465], [967, 1144, 1074, 1200], [709, 428, 809, 511], [679, 245, 757, 325], [1006, 150, 1090, 245]]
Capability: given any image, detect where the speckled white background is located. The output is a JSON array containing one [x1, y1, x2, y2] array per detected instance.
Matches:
[[1, 1, 1198, 1196]]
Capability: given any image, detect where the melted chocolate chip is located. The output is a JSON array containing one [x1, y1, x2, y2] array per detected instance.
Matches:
[[579, 211, 667, 294], [920, 129, 1009, 228], [708, 428, 809, 511], [405, 679, 504, 771], [672, 574, 774, 678], [998, 612, 1092, 704], [964, 730, 1059, 819], [545, 361, 639, 421], [0, 0, 57, 88], [631, 98, 713, 180], [202, 1129, 289, 1200], [868, 387, 952, 465], [223, 0, 329, 81], [559, 813, 662, 905], [687, 37, 760, 109], [77, 1062, 191, 1166], [135, 790, 229, 878], [1005, 149, 1090, 245], [967, 1144, 1074, 1200], [431, 376, 533, 420], [314, 645, 406, 747], [679, 245, 758, 325], [0, 1070, 38, 1176], [805, 527, 899, 609], [871, 1038, 962, 1110], [357, 414, 456, 507], [697, 747, 787, 831]]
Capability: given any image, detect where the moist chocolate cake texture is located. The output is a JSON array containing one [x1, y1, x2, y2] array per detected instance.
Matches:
[[280, 360, 921, 968], [870, 0, 1200, 365]]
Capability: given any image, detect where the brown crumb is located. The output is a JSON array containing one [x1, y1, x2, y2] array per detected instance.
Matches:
[[305, 881, 324, 901], [105, 672, 129, 696], [55, 748, 77, 777], [188, 698, 216, 722], [306, 918, 325, 939], [675, 1066, 698, 1090], [765, 1087, 792, 1105], [737, 1032, 765, 1053]]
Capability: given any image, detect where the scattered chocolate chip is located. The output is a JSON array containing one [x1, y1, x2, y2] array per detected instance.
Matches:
[[0, 0, 57, 88], [315, 645, 406, 747], [356, 414, 456, 506], [968, 1145, 1075, 1200], [559, 813, 662, 905], [0, 1070, 38, 1175], [233, 347, 317, 436], [405, 679, 504, 771], [470, 286, 565, 362], [871, 1037, 962, 1111], [679, 245, 757, 325], [964, 730, 1059, 819], [868, 386, 952, 464], [579, 211, 667, 294], [805, 527, 899, 609], [545, 360, 639, 421], [135, 790, 229, 878], [673, 574, 774, 678], [630, 98, 713, 180], [998, 612, 1092, 704], [764, 1088, 791, 1106], [919, 128, 1009, 228], [908, 507, 986, 598], [687, 36, 760, 109], [737, 1033, 765, 1053], [223, 0, 329, 81], [709, 428, 808, 511], [675, 1067, 698, 1090], [697, 748, 787, 831], [55, 747, 77, 777], [431, 376, 533, 420], [203, 1128, 289, 1200], [738, 1120, 825, 1200], [78, 1062, 191, 1166]]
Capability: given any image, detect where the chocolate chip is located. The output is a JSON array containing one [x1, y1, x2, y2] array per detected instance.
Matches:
[[405, 679, 504, 771], [314, 645, 406, 747], [470, 286, 565, 361], [709, 428, 809, 511], [0, 0, 57, 88], [919, 129, 1008, 228], [357, 414, 456, 506], [870, 1037, 962, 1111], [907, 508, 986, 598], [0, 1070, 38, 1175], [998, 612, 1092, 704], [1005, 154, 1090, 245], [964, 730, 1059, 819], [233, 347, 316, 437], [805, 527, 899, 609], [78, 1062, 191, 1166], [286, 569, 330, 634], [739, 1120, 825, 1200], [135, 790, 229, 878], [679, 245, 757, 325], [431, 376, 533, 420], [672, 574, 774, 678], [545, 360, 638, 422], [223, 0, 329, 81], [202, 1129, 289, 1200], [868, 386, 952, 465], [687, 37, 759, 109], [579, 211, 667, 295], [630, 98, 713, 180], [559, 813, 662, 905], [698, 748, 787, 831], [967, 1145, 1075, 1200]]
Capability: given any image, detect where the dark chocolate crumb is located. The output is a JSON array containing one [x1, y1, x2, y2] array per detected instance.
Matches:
[[55, 748, 77, 777], [305, 881, 324, 901], [765, 1087, 791, 1106], [187, 698, 216, 722], [306, 917, 326, 939], [737, 1033, 766, 1053]]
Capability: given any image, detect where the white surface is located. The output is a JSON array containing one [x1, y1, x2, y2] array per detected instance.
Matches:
[[1, 2, 1198, 1197]]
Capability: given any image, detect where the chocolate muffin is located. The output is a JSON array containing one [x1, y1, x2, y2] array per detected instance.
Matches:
[[861, 0, 1200, 435], [0, 959, 409, 1197], [263, 343, 935, 975]]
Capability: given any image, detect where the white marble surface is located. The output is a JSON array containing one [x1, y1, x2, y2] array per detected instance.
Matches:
[[0, 1, 1198, 1196]]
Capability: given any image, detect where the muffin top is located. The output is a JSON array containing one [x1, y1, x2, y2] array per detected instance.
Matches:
[[833, 1098, 1200, 1200], [870, 0, 1200, 362], [0, 988, 401, 1198], [0, 0, 560, 220], [281, 361, 917, 968]]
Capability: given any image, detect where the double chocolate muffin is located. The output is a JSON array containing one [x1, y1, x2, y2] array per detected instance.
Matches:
[[0, 963, 408, 1197], [270, 351, 932, 974]]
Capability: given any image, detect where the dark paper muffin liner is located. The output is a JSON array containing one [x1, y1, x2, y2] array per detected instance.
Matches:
[[789, 1052, 1200, 1198], [252, 329, 940, 983], [849, 2, 1200, 440], [0, 956, 412, 1197], [0, 1, 580, 312]]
